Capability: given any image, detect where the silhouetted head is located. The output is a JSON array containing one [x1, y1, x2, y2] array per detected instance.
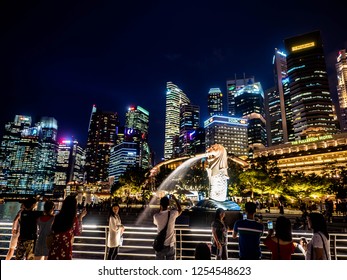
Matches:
[[215, 208, 225, 221], [308, 212, 329, 239], [44, 200, 55, 215], [23, 197, 37, 210], [245, 202, 257, 214], [160, 196, 170, 210], [52, 195, 77, 233], [275, 216, 292, 241]]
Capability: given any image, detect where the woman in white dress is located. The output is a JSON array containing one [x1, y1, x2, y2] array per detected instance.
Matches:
[[106, 203, 124, 260]]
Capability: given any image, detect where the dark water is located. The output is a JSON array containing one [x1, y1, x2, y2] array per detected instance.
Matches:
[[0, 201, 22, 222], [0, 201, 112, 225], [0, 201, 63, 222]]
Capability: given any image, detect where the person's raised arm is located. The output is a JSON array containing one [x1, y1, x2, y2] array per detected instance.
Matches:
[[171, 194, 182, 215]]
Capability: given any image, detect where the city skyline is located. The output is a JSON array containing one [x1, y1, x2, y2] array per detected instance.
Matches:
[[1, 1, 347, 162]]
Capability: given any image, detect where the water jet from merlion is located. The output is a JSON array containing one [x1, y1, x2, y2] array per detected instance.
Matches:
[[136, 144, 247, 226]]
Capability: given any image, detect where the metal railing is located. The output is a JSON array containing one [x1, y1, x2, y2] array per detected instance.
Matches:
[[1, 222, 347, 260]]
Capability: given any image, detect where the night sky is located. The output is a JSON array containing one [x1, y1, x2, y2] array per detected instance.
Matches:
[[1, 0, 347, 162]]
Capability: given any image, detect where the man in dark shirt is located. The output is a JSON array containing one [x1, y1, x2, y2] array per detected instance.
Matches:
[[232, 202, 264, 260], [15, 197, 43, 260]]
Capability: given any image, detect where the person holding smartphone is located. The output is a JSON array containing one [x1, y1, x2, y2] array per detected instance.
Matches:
[[232, 202, 264, 260], [263, 216, 296, 260]]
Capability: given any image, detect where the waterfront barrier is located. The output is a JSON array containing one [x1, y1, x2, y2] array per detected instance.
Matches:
[[1, 222, 347, 260]]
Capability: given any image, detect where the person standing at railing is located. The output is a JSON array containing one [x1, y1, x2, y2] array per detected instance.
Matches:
[[34, 200, 55, 260], [302, 212, 331, 260], [15, 197, 43, 260], [106, 203, 124, 260], [211, 208, 228, 260], [48, 195, 87, 260], [153, 194, 182, 260], [5, 202, 24, 260], [231, 201, 264, 260]]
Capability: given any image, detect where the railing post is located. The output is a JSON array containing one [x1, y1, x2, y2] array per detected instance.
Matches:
[[333, 234, 337, 260], [104, 227, 108, 260]]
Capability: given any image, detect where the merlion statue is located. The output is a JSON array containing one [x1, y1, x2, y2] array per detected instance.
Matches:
[[206, 144, 229, 202]]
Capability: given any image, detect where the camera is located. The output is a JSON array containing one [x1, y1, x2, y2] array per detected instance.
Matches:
[[267, 220, 273, 229]]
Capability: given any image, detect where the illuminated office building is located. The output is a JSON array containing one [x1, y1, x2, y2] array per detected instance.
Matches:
[[1, 115, 59, 195], [125, 105, 151, 169], [226, 76, 255, 117], [36, 117, 58, 194], [265, 50, 289, 146], [85, 105, 118, 183], [235, 82, 267, 151], [6, 126, 42, 194], [164, 82, 190, 160], [0, 115, 32, 189], [207, 88, 223, 116], [125, 105, 149, 136], [108, 142, 138, 183], [54, 139, 85, 197], [336, 49, 347, 132], [284, 31, 337, 139], [178, 104, 200, 156], [204, 115, 248, 157]]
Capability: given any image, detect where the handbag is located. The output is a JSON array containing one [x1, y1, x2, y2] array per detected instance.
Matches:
[[152, 211, 170, 252]]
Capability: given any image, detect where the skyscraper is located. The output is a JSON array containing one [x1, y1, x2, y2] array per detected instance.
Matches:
[[125, 105, 149, 135], [235, 82, 267, 151], [284, 30, 337, 139], [204, 115, 248, 157], [207, 88, 223, 116], [124, 105, 151, 169], [6, 126, 42, 194], [265, 49, 289, 146], [164, 82, 190, 160], [0, 115, 32, 189], [108, 142, 138, 184], [336, 49, 347, 132], [55, 139, 85, 197], [1, 115, 59, 195], [85, 105, 118, 183], [36, 117, 58, 193], [226, 75, 255, 117], [178, 104, 200, 156]]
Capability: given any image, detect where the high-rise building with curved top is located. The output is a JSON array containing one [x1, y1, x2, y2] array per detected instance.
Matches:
[[164, 82, 190, 160]]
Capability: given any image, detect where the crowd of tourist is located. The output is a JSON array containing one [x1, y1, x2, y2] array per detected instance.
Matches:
[[4, 197, 333, 261]]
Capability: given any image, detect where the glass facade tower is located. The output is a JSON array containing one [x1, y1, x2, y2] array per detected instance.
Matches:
[[164, 82, 190, 160], [235, 82, 267, 151], [85, 105, 118, 183]]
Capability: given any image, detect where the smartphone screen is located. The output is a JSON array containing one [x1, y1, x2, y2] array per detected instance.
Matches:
[[267, 221, 273, 229], [243, 213, 247, 220]]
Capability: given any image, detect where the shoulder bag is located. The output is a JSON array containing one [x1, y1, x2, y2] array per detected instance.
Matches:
[[153, 211, 170, 252]]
